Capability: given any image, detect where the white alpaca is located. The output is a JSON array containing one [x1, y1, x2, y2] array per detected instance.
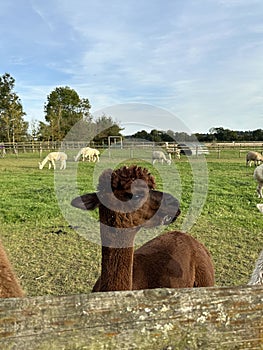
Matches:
[[89, 148, 100, 162], [257, 203, 263, 213], [174, 149, 181, 159], [152, 151, 171, 165], [246, 151, 263, 167], [248, 205, 263, 285], [248, 250, 263, 285], [253, 164, 263, 198], [39, 152, 67, 170], [74, 147, 100, 162]]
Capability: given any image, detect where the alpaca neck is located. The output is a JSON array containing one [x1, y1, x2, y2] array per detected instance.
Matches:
[[99, 224, 137, 292], [40, 156, 49, 167], [100, 245, 134, 291]]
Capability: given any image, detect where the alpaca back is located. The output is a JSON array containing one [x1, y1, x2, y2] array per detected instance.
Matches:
[[91, 231, 214, 292], [132, 231, 214, 289]]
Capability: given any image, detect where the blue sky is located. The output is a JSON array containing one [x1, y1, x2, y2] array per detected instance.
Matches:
[[1, 0, 263, 134]]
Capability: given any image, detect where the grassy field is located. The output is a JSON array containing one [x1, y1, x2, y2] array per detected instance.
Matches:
[[0, 150, 262, 296]]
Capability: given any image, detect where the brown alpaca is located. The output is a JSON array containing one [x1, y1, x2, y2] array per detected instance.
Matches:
[[0, 240, 24, 297], [71, 165, 214, 292]]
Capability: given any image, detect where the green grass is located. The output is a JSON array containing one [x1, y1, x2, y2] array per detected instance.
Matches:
[[0, 151, 262, 296]]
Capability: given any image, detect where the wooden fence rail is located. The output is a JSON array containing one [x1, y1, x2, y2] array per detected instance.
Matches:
[[0, 286, 262, 349], [1, 141, 263, 152]]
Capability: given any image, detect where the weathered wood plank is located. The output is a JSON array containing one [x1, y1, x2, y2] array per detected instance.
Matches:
[[0, 286, 262, 349]]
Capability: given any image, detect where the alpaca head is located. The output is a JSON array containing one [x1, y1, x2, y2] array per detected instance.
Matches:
[[38, 162, 43, 170], [71, 165, 180, 230]]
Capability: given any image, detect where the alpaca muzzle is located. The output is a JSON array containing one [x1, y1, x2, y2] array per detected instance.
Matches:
[[161, 208, 181, 225]]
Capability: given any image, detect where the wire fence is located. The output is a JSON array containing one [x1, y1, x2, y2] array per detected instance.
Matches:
[[0, 140, 263, 159]]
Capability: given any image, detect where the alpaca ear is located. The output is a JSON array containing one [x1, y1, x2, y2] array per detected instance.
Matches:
[[71, 193, 100, 211]]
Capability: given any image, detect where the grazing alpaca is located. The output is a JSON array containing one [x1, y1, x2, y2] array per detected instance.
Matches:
[[246, 151, 263, 167], [71, 165, 214, 292], [152, 151, 171, 165], [248, 250, 263, 285], [39, 152, 67, 170], [88, 148, 100, 162], [74, 147, 100, 162], [0, 240, 24, 297]]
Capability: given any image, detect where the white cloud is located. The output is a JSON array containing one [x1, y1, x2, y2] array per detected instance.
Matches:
[[216, 0, 262, 7], [2, 0, 263, 133]]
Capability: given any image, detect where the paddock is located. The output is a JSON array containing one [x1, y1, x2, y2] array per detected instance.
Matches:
[[0, 144, 262, 349]]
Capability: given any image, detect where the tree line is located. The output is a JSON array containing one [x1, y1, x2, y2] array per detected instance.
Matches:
[[0, 73, 122, 144], [195, 127, 263, 142], [0, 73, 262, 144], [128, 127, 263, 143]]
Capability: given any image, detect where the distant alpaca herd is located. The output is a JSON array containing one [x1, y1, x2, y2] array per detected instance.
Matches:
[[1, 148, 263, 299], [38, 147, 100, 170], [38, 147, 181, 171]]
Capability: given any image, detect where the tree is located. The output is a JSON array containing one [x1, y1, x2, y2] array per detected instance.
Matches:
[[92, 114, 123, 143], [210, 127, 238, 142], [149, 129, 162, 142], [252, 129, 263, 141], [29, 119, 39, 140], [37, 121, 52, 141], [132, 130, 151, 141], [0, 73, 28, 143], [43, 86, 91, 141]]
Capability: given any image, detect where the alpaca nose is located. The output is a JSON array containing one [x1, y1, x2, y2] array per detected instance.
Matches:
[[162, 193, 181, 221]]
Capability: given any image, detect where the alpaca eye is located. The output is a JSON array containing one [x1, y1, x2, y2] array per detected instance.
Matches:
[[133, 193, 144, 200], [123, 192, 144, 201]]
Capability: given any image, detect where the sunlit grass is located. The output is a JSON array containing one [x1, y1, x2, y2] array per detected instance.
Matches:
[[0, 151, 262, 296]]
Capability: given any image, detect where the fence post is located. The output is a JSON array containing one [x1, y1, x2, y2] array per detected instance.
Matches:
[[217, 145, 221, 159]]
